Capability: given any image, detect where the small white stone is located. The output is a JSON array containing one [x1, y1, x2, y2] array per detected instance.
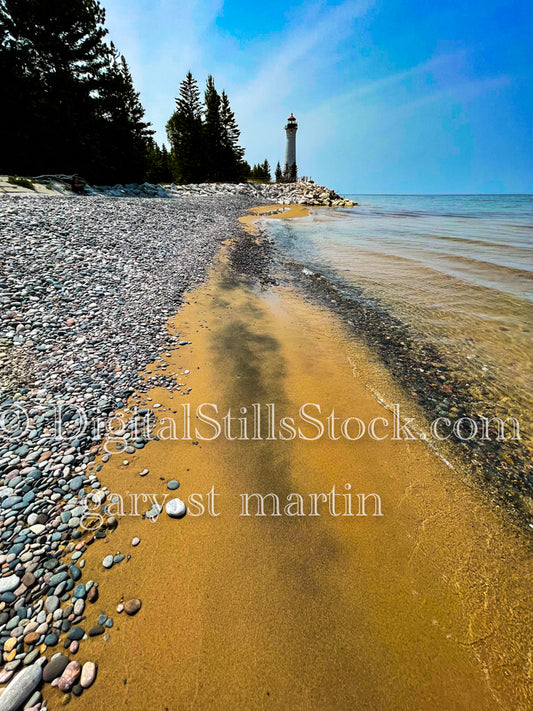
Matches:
[[165, 498, 187, 519]]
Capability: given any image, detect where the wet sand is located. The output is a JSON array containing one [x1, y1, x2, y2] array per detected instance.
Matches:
[[48, 212, 532, 710]]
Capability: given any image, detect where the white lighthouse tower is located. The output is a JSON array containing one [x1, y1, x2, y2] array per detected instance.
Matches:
[[284, 113, 298, 182]]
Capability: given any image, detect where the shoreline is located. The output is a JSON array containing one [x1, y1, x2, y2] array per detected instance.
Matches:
[[70, 216, 531, 710], [279, 259, 533, 529], [0, 196, 531, 710]]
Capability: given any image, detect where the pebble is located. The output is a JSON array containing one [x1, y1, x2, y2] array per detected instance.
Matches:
[[45, 596, 59, 614], [131, 537, 140, 546], [43, 654, 69, 683], [167, 480, 180, 490], [80, 661, 97, 688], [0, 575, 20, 594], [0, 664, 42, 711], [66, 627, 84, 641], [57, 660, 82, 692], [124, 598, 142, 616], [165, 498, 187, 519], [102, 555, 114, 569], [88, 624, 104, 637]]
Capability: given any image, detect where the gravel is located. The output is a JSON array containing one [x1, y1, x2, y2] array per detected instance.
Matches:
[[0, 191, 264, 693]]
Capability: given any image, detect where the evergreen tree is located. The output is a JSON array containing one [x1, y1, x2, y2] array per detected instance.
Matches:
[[219, 90, 245, 181], [203, 75, 223, 182], [262, 159, 271, 182], [0, 0, 110, 176], [0, 0, 153, 182], [290, 163, 298, 182], [160, 145, 172, 182], [145, 140, 172, 184], [275, 161, 282, 183], [97, 49, 153, 182], [166, 72, 204, 183], [239, 160, 251, 180]]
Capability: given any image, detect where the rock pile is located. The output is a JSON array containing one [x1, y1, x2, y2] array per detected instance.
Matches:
[[166, 180, 357, 207]]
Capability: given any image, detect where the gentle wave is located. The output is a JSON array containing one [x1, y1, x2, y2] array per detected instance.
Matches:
[[263, 194, 533, 447]]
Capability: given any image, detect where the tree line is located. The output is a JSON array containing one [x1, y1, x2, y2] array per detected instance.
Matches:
[[0, 0, 161, 183], [0, 0, 275, 185]]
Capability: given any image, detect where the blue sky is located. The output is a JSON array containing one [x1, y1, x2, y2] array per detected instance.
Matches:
[[102, 0, 532, 193]]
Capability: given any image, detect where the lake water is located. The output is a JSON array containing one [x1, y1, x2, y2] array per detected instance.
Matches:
[[260, 194, 533, 452]]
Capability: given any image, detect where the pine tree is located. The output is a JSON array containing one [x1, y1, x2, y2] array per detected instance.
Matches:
[[262, 160, 271, 182], [0, 0, 153, 182], [145, 140, 172, 184], [203, 75, 223, 182], [166, 72, 204, 183], [97, 49, 153, 182], [0, 0, 111, 176], [290, 163, 298, 182], [275, 162, 282, 183], [219, 90, 245, 181], [166, 72, 248, 184]]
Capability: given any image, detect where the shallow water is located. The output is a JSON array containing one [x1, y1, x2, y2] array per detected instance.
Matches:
[[261, 195, 533, 446], [56, 236, 532, 711]]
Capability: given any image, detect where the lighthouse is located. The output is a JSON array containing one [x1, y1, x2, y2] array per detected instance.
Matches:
[[284, 113, 298, 182]]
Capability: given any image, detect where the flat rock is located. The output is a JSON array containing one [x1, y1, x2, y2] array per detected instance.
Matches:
[[0, 575, 20, 594], [66, 626, 85, 641], [0, 664, 42, 711], [88, 624, 104, 637]]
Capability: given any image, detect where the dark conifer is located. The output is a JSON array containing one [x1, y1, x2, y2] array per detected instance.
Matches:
[[166, 72, 204, 183], [203, 75, 223, 181]]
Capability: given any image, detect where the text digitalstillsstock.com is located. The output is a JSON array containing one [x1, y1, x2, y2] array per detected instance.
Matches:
[[0, 402, 521, 451]]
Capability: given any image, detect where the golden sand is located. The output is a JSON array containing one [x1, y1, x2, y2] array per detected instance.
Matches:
[[45, 209, 532, 710], [238, 203, 309, 234]]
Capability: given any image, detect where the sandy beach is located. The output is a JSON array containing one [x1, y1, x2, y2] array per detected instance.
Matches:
[[0, 194, 531, 710]]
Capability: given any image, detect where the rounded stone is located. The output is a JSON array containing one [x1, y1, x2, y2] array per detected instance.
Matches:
[[80, 661, 97, 689], [124, 598, 142, 616], [45, 595, 59, 614], [88, 624, 104, 637], [102, 555, 113, 569], [165, 498, 186, 519], [0, 664, 42, 710], [57, 660, 81, 692], [66, 626, 85, 641]]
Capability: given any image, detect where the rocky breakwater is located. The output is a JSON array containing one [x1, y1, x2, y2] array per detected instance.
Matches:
[[0, 191, 265, 704], [166, 180, 357, 207], [246, 181, 357, 207], [92, 180, 356, 207]]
